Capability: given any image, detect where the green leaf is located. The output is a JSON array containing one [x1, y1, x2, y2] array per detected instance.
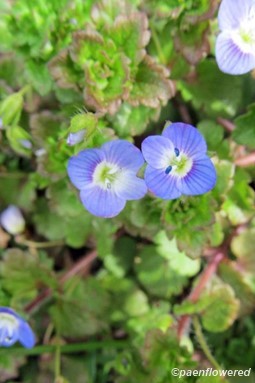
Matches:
[[0, 249, 56, 304], [128, 55, 175, 108], [50, 277, 110, 337], [219, 262, 255, 315], [200, 285, 240, 332], [178, 60, 243, 117], [135, 244, 192, 299], [233, 103, 255, 149]]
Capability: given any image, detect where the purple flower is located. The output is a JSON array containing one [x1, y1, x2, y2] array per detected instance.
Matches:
[[66, 129, 86, 146], [216, 0, 255, 75], [67, 140, 147, 218], [0, 307, 35, 348], [0, 205, 25, 235], [141, 123, 216, 199]]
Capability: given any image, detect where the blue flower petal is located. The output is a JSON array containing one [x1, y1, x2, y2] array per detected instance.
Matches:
[[80, 186, 126, 218], [67, 149, 104, 190], [144, 165, 181, 200], [18, 320, 36, 349], [141, 136, 175, 169], [218, 0, 254, 30], [114, 171, 147, 200], [176, 157, 217, 196], [216, 32, 255, 75], [101, 140, 144, 172], [162, 123, 207, 160]]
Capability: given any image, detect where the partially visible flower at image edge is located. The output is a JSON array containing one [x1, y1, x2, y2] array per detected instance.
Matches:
[[67, 140, 147, 218], [141, 122, 216, 199], [0, 205, 25, 235], [216, 0, 255, 75], [0, 307, 35, 348]]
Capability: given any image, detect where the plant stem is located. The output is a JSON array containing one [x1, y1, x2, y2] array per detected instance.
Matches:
[[0, 340, 128, 356], [235, 152, 255, 167], [193, 316, 222, 371], [15, 237, 65, 249]]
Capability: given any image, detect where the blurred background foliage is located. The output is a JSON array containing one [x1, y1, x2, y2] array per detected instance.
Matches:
[[0, 0, 255, 381]]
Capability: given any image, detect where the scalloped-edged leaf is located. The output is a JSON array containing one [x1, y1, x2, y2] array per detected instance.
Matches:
[[128, 55, 175, 108], [200, 285, 240, 332], [219, 262, 255, 315], [107, 13, 150, 66]]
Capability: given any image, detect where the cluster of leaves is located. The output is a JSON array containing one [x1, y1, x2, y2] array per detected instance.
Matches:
[[0, 0, 255, 382]]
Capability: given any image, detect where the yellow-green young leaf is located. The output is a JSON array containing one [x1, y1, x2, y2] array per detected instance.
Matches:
[[201, 286, 240, 332], [6, 125, 32, 156], [0, 92, 23, 126]]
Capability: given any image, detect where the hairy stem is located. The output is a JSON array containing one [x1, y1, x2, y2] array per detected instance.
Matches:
[[193, 316, 222, 370], [177, 251, 224, 339]]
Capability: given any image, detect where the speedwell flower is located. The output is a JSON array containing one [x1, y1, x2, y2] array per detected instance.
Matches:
[[67, 140, 147, 218], [141, 122, 216, 199], [0, 205, 25, 235], [0, 307, 35, 348], [216, 0, 255, 74]]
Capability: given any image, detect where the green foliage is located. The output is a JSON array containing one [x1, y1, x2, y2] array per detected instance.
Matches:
[[0, 0, 255, 381]]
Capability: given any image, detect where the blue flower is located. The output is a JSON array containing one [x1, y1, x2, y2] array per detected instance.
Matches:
[[141, 122, 216, 199], [0, 307, 35, 348], [216, 0, 255, 75], [66, 129, 86, 146], [67, 140, 147, 218], [0, 205, 25, 235]]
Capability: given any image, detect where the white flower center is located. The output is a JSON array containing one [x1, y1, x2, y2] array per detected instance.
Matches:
[[93, 161, 122, 190], [165, 148, 193, 178], [0, 313, 18, 344], [233, 6, 255, 54]]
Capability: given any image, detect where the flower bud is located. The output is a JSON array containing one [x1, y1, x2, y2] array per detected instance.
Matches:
[[67, 129, 86, 146], [0, 205, 25, 235]]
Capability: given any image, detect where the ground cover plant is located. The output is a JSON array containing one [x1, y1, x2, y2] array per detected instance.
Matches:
[[0, 0, 255, 382]]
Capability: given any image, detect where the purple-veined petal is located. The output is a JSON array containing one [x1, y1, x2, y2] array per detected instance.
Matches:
[[18, 320, 36, 349], [162, 123, 207, 160], [67, 148, 104, 190], [218, 0, 254, 30], [80, 186, 126, 218], [216, 32, 255, 75], [141, 136, 175, 169], [176, 156, 217, 196], [114, 171, 147, 200], [101, 140, 144, 172], [144, 165, 181, 200]]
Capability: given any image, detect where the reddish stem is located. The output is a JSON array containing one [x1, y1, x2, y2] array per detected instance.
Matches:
[[235, 152, 255, 167], [216, 117, 235, 132], [25, 250, 97, 314]]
